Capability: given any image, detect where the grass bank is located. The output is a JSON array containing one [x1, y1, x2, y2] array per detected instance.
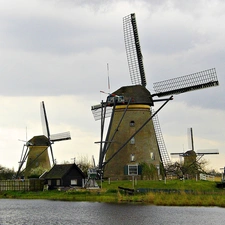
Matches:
[[1, 179, 225, 207]]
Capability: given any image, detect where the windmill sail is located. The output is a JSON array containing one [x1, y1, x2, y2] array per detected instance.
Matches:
[[123, 13, 147, 87], [152, 68, 219, 97], [40, 101, 71, 165], [50, 132, 71, 142], [40, 101, 50, 138], [91, 104, 113, 121], [151, 108, 171, 167], [187, 127, 194, 151], [40, 101, 71, 142]]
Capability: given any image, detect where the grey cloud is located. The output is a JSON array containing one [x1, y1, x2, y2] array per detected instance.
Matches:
[[0, 13, 122, 55], [0, 0, 224, 112]]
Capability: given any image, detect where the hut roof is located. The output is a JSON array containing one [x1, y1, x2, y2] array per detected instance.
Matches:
[[43, 163, 85, 179]]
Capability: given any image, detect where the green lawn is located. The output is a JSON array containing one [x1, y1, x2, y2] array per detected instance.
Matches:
[[101, 178, 222, 192], [1, 179, 225, 207]]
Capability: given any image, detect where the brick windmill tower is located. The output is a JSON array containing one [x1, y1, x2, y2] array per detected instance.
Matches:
[[91, 13, 219, 180]]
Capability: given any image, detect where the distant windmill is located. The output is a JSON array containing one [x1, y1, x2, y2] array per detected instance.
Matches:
[[16, 101, 71, 178], [171, 127, 219, 161], [170, 127, 219, 179], [91, 13, 219, 180]]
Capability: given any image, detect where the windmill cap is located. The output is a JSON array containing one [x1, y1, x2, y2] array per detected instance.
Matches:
[[28, 135, 50, 146], [112, 85, 153, 106]]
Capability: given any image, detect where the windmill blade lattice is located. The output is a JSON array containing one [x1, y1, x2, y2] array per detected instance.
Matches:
[[40, 101, 71, 142], [91, 104, 113, 121], [50, 132, 71, 142], [151, 108, 171, 167], [153, 68, 219, 97], [123, 13, 147, 87]]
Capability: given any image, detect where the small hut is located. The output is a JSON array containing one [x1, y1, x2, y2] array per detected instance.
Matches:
[[42, 163, 85, 190]]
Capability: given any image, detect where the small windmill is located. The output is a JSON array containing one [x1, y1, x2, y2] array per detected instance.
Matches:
[[91, 13, 219, 180], [171, 127, 219, 162], [16, 101, 71, 178], [170, 127, 219, 178]]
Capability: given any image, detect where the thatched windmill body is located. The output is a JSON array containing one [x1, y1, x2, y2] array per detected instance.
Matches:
[[91, 13, 219, 180], [17, 101, 71, 178]]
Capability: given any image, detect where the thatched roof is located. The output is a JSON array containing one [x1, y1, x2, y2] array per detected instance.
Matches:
[[112, 85, 153, 106], [28, 135, 50, 146]]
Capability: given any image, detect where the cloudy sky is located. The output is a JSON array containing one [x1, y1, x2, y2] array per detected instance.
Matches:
[[0, 0, 224, 172]]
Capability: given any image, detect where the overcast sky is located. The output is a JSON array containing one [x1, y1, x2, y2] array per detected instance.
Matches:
[[0, 0, 224, 172]]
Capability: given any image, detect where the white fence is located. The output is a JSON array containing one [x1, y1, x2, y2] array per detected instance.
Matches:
[[200, 173, 215, 181]]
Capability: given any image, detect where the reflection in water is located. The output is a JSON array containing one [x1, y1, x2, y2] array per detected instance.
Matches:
[[0, 199, 224, 225]]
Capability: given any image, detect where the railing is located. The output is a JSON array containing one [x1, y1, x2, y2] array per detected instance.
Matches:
[[0, 179, 44, 191]]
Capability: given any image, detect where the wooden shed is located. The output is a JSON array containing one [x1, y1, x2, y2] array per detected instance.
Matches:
[[43, 163, 85, 189]]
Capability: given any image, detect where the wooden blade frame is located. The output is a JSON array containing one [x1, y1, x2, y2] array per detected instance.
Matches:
[[40, 101, 51, 138], [153, 68, 219, 97], [187, 127, 194, 151], [40, 101, 71, 165], [123, 13, 147, 87], [40, 101, 54, 164], [91, 104, 113, 121]]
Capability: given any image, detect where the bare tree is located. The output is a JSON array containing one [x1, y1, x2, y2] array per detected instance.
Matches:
[[166, 159, 208, 179], [76, 156, 92, 177]]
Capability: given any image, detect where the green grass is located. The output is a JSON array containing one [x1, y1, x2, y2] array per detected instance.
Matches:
[[101, 179, 221, 192], [1, 179, 225, 207]]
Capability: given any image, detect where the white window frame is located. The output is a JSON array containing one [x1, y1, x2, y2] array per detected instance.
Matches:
[[71, 179, 77, 185], [56, 179, 60, 186], [128, 164, 138, 175]]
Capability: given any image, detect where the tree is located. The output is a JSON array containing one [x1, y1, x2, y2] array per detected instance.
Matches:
[[139, 162, 158, 180], [28, 166, 48, 178], [0, 165, 15, 180], [76, 156, 92, 177], [166, 158, 208, 179]]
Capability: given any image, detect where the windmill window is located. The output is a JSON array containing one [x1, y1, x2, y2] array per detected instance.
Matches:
[[130, 137, 135, 144], [130, 121, 135, 127], [150, 152, 155, 160], [130, 154, 135, 162]]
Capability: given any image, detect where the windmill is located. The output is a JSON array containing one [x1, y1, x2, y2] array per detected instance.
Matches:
[[16, 101, 71, 178], [171, 128, 219, 165], [91, 13, 219, 180], [170, 127, 219, 179]]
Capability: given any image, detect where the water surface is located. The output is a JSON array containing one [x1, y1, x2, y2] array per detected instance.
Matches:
[[0, 199, 224, 224]]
